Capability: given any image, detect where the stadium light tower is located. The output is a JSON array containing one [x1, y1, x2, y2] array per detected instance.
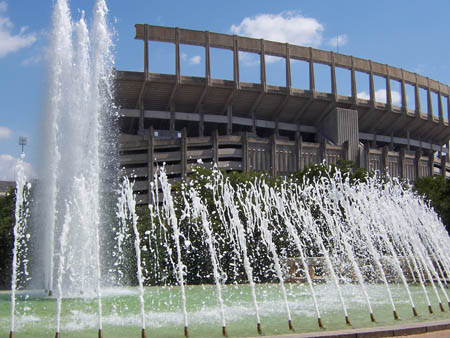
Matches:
[[19, 136, 27, 154]]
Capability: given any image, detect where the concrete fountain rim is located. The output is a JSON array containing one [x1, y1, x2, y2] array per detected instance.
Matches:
[[251, 319, 450, 338]]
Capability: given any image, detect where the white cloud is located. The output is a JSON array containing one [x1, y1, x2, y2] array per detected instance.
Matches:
[[0, 154, 35, 181], [189, 55, 201, 65], [181, 52, 187, 61], [328, 34, 348, 49], [358, 89, 402, 105], [230, 11, 323, 48], [0, 126, 12, 139], [0, 1, 36, 58]]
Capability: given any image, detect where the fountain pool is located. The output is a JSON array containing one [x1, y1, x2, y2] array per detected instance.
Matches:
[[2, 283, 450, 338]]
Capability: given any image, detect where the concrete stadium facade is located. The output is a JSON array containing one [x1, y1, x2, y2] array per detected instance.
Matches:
[[116, 25, 450, 204]]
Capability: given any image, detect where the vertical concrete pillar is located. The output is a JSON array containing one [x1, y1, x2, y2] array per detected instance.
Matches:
[[213, 129, 219, 164], [343, 141, 350, 161], [400, 148, 406, 180], [295, 131, 303, 170], [271, 133, 277, 176], [309, 48, 315, 93], [260, 39, 267, 91], [205, 31, 211, 85], [227, 105, 233, 135], [170, 103, 176, 138], [385, 66, 392, 109], [351, 57, 357, 104], [364, 143, 370, 170], [407, 130, 411, 151], [427, 79, 433, 119], [401, 70, 407, 112], [147, 126, 154, 184], [428, 151, 434, 176], [175, 27, 181, 84], [199, 104, 204, 137], [330, 52, 337, 98], [382, 145, 389, 176], [369, 61, 375, 105], [180, 128, 187, 179], [415, 76, 421, 115], [144, 25, 149, 80], [242, 132, 249, 173], [285, 43, 292, 94], [440, 150, 447, 177], [438, 93, 444, 124], [233, 35, 240, 89], [415, 148, 421, 179]]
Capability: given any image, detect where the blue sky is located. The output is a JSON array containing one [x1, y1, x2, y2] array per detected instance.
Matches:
[[1, 0, 450, 180]]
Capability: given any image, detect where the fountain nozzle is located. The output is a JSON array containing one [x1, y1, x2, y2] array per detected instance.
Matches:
[[345, 315, 351, 325], [9, 331, 13, 338], [98, 328, 103, 338], [222, 326, 228, 337], [412, 307, 418, 316], [142, 328, 147, 338], [370, 313, 376, 322], [393, 310, 399, 320], [257, 322, 262, 334], [318, 317, 323, 328], [55, 332, 60, 338], [288, 319, 294, 331], [184, 326, 189, 337], [439, 303, 445, 312], [428, 305, 433, 314], [48, 290, 53, 297]]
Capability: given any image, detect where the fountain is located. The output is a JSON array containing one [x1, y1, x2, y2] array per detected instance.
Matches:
[[3, 0, 450, 337]]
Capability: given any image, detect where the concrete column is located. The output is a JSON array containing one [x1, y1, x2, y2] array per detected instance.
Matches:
[[309, 48, 315, 92], [170, 103, 176, 138], [139, 100, 145, 131], [351, 59, 357, 104], [320, 138, 327, 163], [364, 143, 370, 170], [369, 61, 375, 105], [438, 93, 444, 124], [400, 148, 406, 179], [144, 25, 149, 80], [415, 76, 421, 115], [385, 66, 392, 109], [233, 35, 240, 89], [401, 70, 407, 112], [242, 132, 249, 173], [199, 104, 204, 137], [285, 43, 292, 94], [415, 148, 421, 179], [147, 126, 154, 184], [227, 105, 233, 135], [271, 133, 277, 176], [427, 78, 433, 119], [428, 151, 434, 176], [330, 53, 337, 97], [295, 131, 302, 170], [440, 151, 447, 177], [205, 31, 211, 85], [213, 129, 219, 164], [407, 130, 411, 150], [382, 145, 389, 176], [175, 27, 180, 84], [180, 128, 187, 178], [260, 39, 267, 91], [343, 141, 350, 161]]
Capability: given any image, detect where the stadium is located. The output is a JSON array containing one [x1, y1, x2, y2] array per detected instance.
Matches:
[[115, 24, 450, 203]]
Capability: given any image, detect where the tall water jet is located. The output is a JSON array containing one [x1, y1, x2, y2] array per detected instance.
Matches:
[[31, 0, 116, 297], [10, 155, 30, 338]]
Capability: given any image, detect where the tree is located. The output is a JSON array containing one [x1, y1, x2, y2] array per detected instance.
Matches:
[[413, 175, 450, 234], [0, 188, 15, 289]]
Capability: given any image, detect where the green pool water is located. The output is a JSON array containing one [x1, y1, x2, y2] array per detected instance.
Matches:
[[1, 283, 449, 337]]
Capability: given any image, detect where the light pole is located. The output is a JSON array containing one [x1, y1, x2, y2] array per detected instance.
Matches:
[[18, 136, 27, 154]]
